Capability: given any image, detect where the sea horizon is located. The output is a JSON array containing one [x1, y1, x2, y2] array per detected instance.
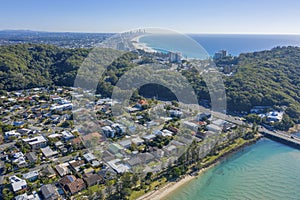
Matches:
[[138, 33, 300, 57]]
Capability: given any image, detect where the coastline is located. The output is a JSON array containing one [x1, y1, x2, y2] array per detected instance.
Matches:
[[137, 134, 263, 200], [131, 34, 157, 53]]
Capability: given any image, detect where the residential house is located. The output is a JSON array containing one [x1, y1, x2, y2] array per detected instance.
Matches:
[[40, 184, 59, 200], [83, 173, 103, 187], [206, 124, 222, 133], [25, 152, 37, 163], [131, 137, 144, 146], [23, 170, 39, 182], [9, 175, 27, 192], [13, 121, 25, 127], [212, 119, 226, 127], [169, 110, 183, 118], [15, 191, 40, 200], [41, 146, 58, 158], [70, 137, 83, 148], [102, 126, 115, 138], [55, 163, 70, 177], [83, 153, 96, 163], [69, 160, 85, 172], [59, 175, 86, 195], [108, 143, 124, 155], [107, 159, 130, 174], [12, 152, 27, 168], [42, 166, 56, 179], [163, 145, 177, 155], [183, 121, 199, 131], [4, 130, 20, 140], [152, 148, 164, 158], [154, 129, 173, 137], [266, 111, 284, 122], [197, 112, 211, 121], [17, 128, 32, 135], [138, 152, 155, 164], [119, 140, 131, 149], [111, 123, 126, 135], [61, 131, 74, 141], [22, 135, 47, 150], [168, 126, 179, 134], [127, 157, 142, 167], [142, 134, 156, 142]]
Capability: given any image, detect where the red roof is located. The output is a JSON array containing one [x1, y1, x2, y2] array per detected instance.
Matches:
[[138, 99, 148, 105]]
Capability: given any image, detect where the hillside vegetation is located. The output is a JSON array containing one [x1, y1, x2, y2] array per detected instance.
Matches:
[[0, 44, 299, 126]]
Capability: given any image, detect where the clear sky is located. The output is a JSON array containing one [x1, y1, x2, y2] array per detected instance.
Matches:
[[1, 0, 300, 34]]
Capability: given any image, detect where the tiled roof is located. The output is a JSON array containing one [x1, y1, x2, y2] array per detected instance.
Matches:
[[59, 175, 86, 194], [83, 173, 102, 186]]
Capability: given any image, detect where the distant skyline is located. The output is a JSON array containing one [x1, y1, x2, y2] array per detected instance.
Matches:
[[1, 0, 300, 34]]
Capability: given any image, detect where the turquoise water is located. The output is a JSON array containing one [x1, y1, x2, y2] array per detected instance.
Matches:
[[164, 139, 300, 200]]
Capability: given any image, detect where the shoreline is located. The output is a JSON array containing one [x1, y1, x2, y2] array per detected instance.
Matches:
[[131, 34, 157, 53], [137, 134, 263, 200]]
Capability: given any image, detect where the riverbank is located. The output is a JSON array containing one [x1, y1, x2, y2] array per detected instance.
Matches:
[[135, 134, 262, 200]]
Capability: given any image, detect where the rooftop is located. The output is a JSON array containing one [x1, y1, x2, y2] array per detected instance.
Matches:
[[41, 146, 58, 157], [23, 135, 47, 145]]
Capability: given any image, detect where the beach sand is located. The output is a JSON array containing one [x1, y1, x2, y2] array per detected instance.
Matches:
[[137, 175, 194, 200], [131, 35, 157, 53], [137, 167, 213, 200], [136, 136, 263, 200]]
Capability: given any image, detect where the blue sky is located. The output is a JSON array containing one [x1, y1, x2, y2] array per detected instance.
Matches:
[[1, 0, 300, 34]]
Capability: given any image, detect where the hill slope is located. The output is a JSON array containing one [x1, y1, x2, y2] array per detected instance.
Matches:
[[0, 44, 299, 126]]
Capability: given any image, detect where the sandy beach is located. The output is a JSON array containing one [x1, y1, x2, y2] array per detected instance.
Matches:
[[137, 167, 213, 200], [131, 34, 157, 53], [136, 135, 263, 200], [137, 175, 195, 200]]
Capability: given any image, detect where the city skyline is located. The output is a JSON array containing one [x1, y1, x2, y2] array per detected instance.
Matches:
[[1, 0, 300, 34]]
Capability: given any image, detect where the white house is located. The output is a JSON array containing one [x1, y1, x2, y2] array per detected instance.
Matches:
[[9, 175, 27, 192], [183, 121, 199, 131], [23, 135, 47, 150], [206, 124, 222, 133], [266, 111, 284, 122], [4, 130, 20, 139]]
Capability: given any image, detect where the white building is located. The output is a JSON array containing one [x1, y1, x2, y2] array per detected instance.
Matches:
[[206, 124, 222, 133], [61, 130, 74, 140], [9, 175, 27, 192], [23, 135, 47, 150], [15, 191, 41, 200], [183, 121, 199, 131], [4, 130, 20, 139], [266, 111, 284, 122]]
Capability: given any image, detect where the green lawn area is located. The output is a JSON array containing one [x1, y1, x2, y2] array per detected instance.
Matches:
[[202, 137, 255, 165], [130, 177, 167, 200], [72, 184, 105, 199]]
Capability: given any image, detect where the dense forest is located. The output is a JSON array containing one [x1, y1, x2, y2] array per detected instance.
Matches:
[[0, 44, 90, 90], [226, 47, 300, 124], [0, 44, 300, 126]]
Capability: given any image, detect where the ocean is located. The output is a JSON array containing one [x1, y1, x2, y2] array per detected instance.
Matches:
[[164, 138, 300, 200], [137, 34, 300, 200], [139, 34, 300, 57]]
